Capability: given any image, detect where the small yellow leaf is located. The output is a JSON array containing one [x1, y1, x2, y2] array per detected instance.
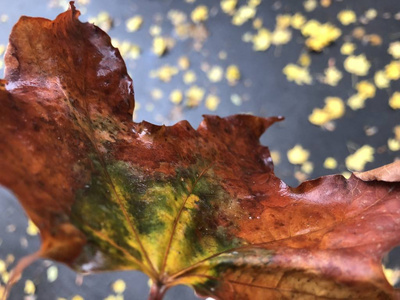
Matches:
[[347, 93, 367, 110], [389, 91, 400, 109], [185, 86, 205, 107], [26, 219, 39, 236], [226, 65, 241, 85], [152, 37, 167, 57], [385, 61, 400, 80], [291, 13, 306, 29], [323, 157, 337, 169], [232, 5, 256, 26], [287, 145, 310, 165], [271, 28, 292, 45], [356, 81, 376, 99], [183, 71, 197, 84], [24, 280, 35, 295], [309, 97, 345, 126], [340, 42, 356, 55], [170, 90, 183, 104], [71, 296, 84, 300], [344, 54, 371, 76], [125, 15, 143, 32], [337, 10, 357, 25], [191, 5, 209, 23], [178, 56, 190, 70], [322, 65, 342, 86], [345, 145, 374, 171], [252, 28, 271, 51], [220, 0, 237, 15], [283, 64, 312, 85], [230, 94, 242, 106], [388, 41, 400, 59], [298, 53, 311, 67], [388, 138, 400, 151], [207, 66, 224, 82], [205, 95, 220, 111], [374, 70, 390, 89], [303, 0, 317, 12], [301, 161, 314, 174], [276, 14, 291, 29], [112, 279, 126, 294]]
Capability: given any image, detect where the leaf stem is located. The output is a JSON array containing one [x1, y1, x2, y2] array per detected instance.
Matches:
[[148, 282, 166, 300]]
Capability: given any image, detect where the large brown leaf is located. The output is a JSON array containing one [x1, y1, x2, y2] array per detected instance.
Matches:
[[0, 4, 399, 299]]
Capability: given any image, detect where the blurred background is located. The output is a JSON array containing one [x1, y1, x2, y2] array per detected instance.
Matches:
[[0, 0, 400, 299]]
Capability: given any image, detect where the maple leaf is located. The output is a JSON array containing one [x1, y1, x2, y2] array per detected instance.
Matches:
[[0, 4, 400, 300]]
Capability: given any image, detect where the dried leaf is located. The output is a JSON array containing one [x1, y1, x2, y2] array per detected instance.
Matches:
[[1, 6, 400, 300]]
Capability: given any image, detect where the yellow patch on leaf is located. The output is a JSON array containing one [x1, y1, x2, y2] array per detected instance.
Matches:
[[344, 54, 371, 76], [345, 145, 375, 171], [287, 145, 310, 165]]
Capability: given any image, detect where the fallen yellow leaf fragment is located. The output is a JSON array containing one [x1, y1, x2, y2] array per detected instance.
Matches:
[[47, 265, 58, 283], [303, 0, 317, 12], [308, 97, 345, 126], [388, 139, 400, 151], [125, 15, 143, 32], [226, 65, 241, 85], [323, 157, 338, 169], [322, 65, 342, 86], [344, 54, 370, 76], [252, 28, 271, 51], [301, 161, 314, 174], [191, 5, 209, 23], [152, 36, 168, 57], [345, 145, 374, 171], [388, 41, 400, 59], [0, 45, 5, 56], [205, 94, 220, 111], [337, 10, 357, 25], [356, 81, 376, 98], [385, 61, 400, 80], [287, 145, 310, 165], [170, 90, 183, 104], [150, 65, 179, 82], [112, 39, 141, 60], [232, 5, 256, 26], [374, 70, 390, 89], [24, 280, 35, 295], [112, 279, 126, 294], [383, 266, 400, 287], [298, 53, 311, 67], [347, 93, 367, 110], [320, 0, 331, 7], [230, 94, 242, 106], [365, 9, 377, 20], [283, 63, 312, 85], [207, 66, 224, 82], [178, 56, 190, 70], [394, 125, 400, 140], [150, 89, 163, 100], [71, 296, 84, 300], [183, 71, 197, 84], [88, 11, 113, 32], [270, 151, 281, 165], [276, 14, 291, 29], [104, 295, 123, 300], [301, 20, 341, 51], [340, 42, 356, 55], [220, 0, 237, 15], [185, 86, 205, 107], [291, 13, 306, 29], [271, 28, 292, 45], [252, 18, 263, 29], [389, 91, 400, 109], [26, 219, 39, 235]]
